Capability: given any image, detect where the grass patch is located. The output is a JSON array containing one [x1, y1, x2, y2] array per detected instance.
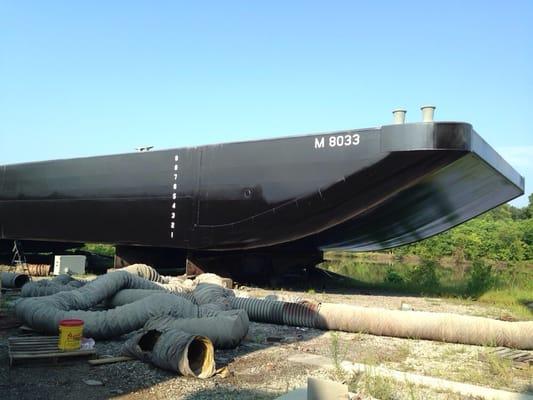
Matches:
[[441, 344, 467, 358], [396, 343, 411, 361], [416, 348, 532, 391], [329, 332, 349, 378], [251, 332, 266, 344], [477, 288, 533, 318], [362, 373, 397, 400], [321, 254, 533, 320], [484, 352, 514, 387], [356, 342, 411, 366]]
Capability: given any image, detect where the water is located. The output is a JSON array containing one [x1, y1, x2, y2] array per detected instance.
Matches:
[[321, 257, 469, 291], [321, 254, 533, 293]]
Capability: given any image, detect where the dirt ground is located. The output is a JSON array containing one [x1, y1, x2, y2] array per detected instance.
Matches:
[[1, 276, 532, 400]]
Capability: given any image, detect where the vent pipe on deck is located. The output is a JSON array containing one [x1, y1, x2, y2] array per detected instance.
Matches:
[[421, 105, 436, 122], [392, 109, 407, 124]]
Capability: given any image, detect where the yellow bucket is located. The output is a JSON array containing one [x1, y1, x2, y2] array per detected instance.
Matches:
[[58, 319, 84, 350]]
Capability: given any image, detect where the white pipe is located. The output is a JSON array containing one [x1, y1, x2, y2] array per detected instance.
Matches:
[[392, 109, 407, 124], [421, 105, 436, 122]]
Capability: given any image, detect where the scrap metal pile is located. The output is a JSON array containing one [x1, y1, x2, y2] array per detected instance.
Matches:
[[5, 265, 532, 379]]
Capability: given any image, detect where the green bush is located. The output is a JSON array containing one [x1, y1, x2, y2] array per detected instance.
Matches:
[[466, 260, 496, 297], [384, 268, 404, 284], [406, 259, 439, 290], [392, 196, 533, 263], [82, 243, 115, 257]]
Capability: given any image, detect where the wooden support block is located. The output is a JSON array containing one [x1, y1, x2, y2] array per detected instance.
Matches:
[[88, 356, 134, 366], [8, 335, 96, 366]]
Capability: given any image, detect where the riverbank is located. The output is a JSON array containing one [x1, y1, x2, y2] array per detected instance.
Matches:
[[321, 252, 533, 320]]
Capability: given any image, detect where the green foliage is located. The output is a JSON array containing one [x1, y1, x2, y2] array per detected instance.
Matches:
[[522, 219, 533, 259], [526, 193, 533, 219], [394, 196, 533, 262], [81, 243, 115, 257], [322, 252, 533, 319], [329, 332, 348, 374], [405, 259, 439, 289], [466, 260, 496, 297], [362, 373, 397, 400], [384, 267, 404, 284]]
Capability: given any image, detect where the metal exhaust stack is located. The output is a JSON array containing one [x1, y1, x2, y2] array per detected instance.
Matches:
[[392, 109, 406, 124], [421, 105, 436, 122]]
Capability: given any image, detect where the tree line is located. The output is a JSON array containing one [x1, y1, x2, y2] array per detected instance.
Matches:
[[391, 194, 533, 262]]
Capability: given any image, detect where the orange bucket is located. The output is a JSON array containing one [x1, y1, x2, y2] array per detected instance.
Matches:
[[58, 319, 84, 350]]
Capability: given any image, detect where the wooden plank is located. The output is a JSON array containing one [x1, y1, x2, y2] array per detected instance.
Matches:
[[12, 350, 96, 359], [88, 356, 134, 366], [494, 349, 514, 357], [8, 334, 96, 366], [10, 341, 58, 346], [493, 347, 508, 354], [488, 349, 533, 363], [10, 336, 58, 340], [510, 351, 530, 358], [10, 347, 61, 353], [10, 340, 59, 344], [10, 341, 59, 346], [9, 336, 59, 341], [9, 345, 93, 355], [19, 325, 36, 332], [11, 347, 60, 352], [9, 338, 59, 343]]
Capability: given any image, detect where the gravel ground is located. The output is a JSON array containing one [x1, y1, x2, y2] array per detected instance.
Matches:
[[1, 278, 532, 399]]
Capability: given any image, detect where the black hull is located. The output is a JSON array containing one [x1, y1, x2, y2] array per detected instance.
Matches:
[[0, 122, 524, 256]]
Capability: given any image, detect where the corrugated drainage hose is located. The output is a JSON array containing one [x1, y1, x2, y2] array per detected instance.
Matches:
[[0, 272, 30, 288], [15, 273, 239, 341], [107, 289, 196, 307], [123, 328, 215, 378], [143, 309, 249, 349], [21, 275, 85, 297], [22, 266, 187, 297], [26, 264, 51, 277], [317, 303, 533, 349], [119, 264, 169, 284], [230, 297, 533, 350], [230, 297, 320, 327], [15, 271, 196, 338]]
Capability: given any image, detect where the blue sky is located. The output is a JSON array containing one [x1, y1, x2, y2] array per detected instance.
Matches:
[[1, 1, 532, 206]]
